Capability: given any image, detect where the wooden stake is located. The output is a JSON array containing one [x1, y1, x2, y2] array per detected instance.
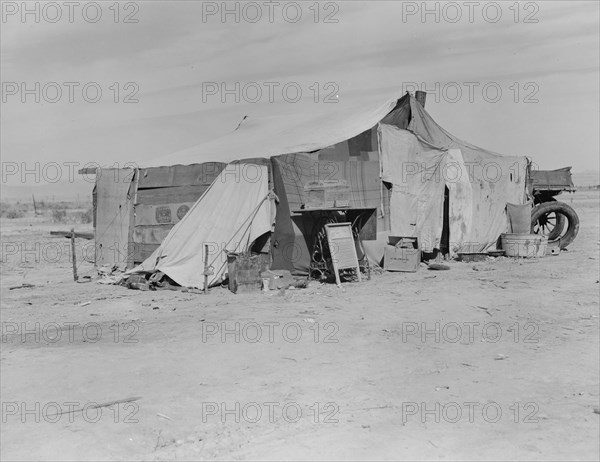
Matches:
[[203, 244, 209, 294], [32, 194, 37, 215], [71, 228, 78, 281]]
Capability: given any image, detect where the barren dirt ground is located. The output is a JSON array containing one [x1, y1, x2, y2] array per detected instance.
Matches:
[[1, 192, 599, 461]]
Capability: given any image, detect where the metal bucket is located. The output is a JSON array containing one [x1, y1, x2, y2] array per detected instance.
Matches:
[[500, 233, 547, 258]]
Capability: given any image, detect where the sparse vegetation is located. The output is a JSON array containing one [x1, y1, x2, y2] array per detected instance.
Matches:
[[1, 203, 26, 219], [51, 209, 67, 223], [4, 208, 26, 219], [37, 200, 78, 211], [1, 199, 93, 223], [75, 207, 93, 224]]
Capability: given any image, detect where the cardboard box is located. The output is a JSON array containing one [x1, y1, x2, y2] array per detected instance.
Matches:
[[384, 236, 420, 272], [303, 180, 350, 208]]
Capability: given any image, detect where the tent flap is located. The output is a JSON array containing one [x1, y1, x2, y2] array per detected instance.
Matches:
[[380, 95, 528, 253], [132, 162, 274, 289]]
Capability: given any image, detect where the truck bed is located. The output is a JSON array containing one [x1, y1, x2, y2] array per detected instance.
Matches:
[[530, 167, 576, 192]]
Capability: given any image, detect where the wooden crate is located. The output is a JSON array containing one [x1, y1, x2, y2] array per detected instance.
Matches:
[[227, 253, 269, 294]]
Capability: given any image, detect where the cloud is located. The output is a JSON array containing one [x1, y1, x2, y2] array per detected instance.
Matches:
[[1, 0, 598, 175]]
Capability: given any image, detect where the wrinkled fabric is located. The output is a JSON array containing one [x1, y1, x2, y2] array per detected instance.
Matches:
[[131, 163, 274, 288], [379, 126, 446, 251], [445, 148, 474, 252], [144, 97, 400, 167], [506, 201, 533, 233], [405, 96, 528, 252], [379, 109, 528, 254]]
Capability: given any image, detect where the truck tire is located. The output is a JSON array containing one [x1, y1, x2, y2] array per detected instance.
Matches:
[[531, 201, 579, 249], [539, 198, 566, 240]]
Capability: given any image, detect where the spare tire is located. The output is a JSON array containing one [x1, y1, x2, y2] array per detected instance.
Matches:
[[531, 201, 579, 249], [538, 198, 566, 240]]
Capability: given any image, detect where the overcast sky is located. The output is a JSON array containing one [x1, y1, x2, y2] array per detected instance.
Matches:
[[1, 0, 599, 188]]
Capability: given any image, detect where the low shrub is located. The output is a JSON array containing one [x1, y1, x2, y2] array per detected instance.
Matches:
[[75, 207, 93, 224], [1, 203, 26, 219], [52, 209, 67, 223], [4, 208, 25, 219]]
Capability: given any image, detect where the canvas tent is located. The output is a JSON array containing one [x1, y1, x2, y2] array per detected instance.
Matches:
[[125, 92, 529, 289], [379, 96, 528, 252], [134, 160, 276, 288]]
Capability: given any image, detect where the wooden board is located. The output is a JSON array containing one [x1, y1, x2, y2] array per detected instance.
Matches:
[[137, 163, 225, 189], [50, 231, 94, 240], [132, 225, 173, 245], [136, 185, 211, 205], [94, 168, 135, 267], [126, 171, 139, 269], [134, 203, 195, 226], [325, 223, 361, 287], [274, 155, 381, 213], [130, 242, 160, 265]]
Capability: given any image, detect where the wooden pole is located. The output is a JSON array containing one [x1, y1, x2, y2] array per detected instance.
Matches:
[[203, 244, 209, 294], [71, 228, 78, 281], [32, 194, 37, 215], [415, 90, 427, 108]]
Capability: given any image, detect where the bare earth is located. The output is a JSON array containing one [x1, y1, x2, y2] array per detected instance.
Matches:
[[1, 192, 599, 461]]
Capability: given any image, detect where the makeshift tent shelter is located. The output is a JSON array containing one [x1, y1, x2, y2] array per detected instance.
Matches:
[[128, 93, 529, 289], [379, 96, 528, 253], [134, 159, 276, 288], [91, 162, 225, 268]]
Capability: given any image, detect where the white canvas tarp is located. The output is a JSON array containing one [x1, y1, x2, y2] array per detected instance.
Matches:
[[142, 96, 400, 167], [379, 121, 528, 254], [379, 127, 447, 250], [132, 163, 275, 288]]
